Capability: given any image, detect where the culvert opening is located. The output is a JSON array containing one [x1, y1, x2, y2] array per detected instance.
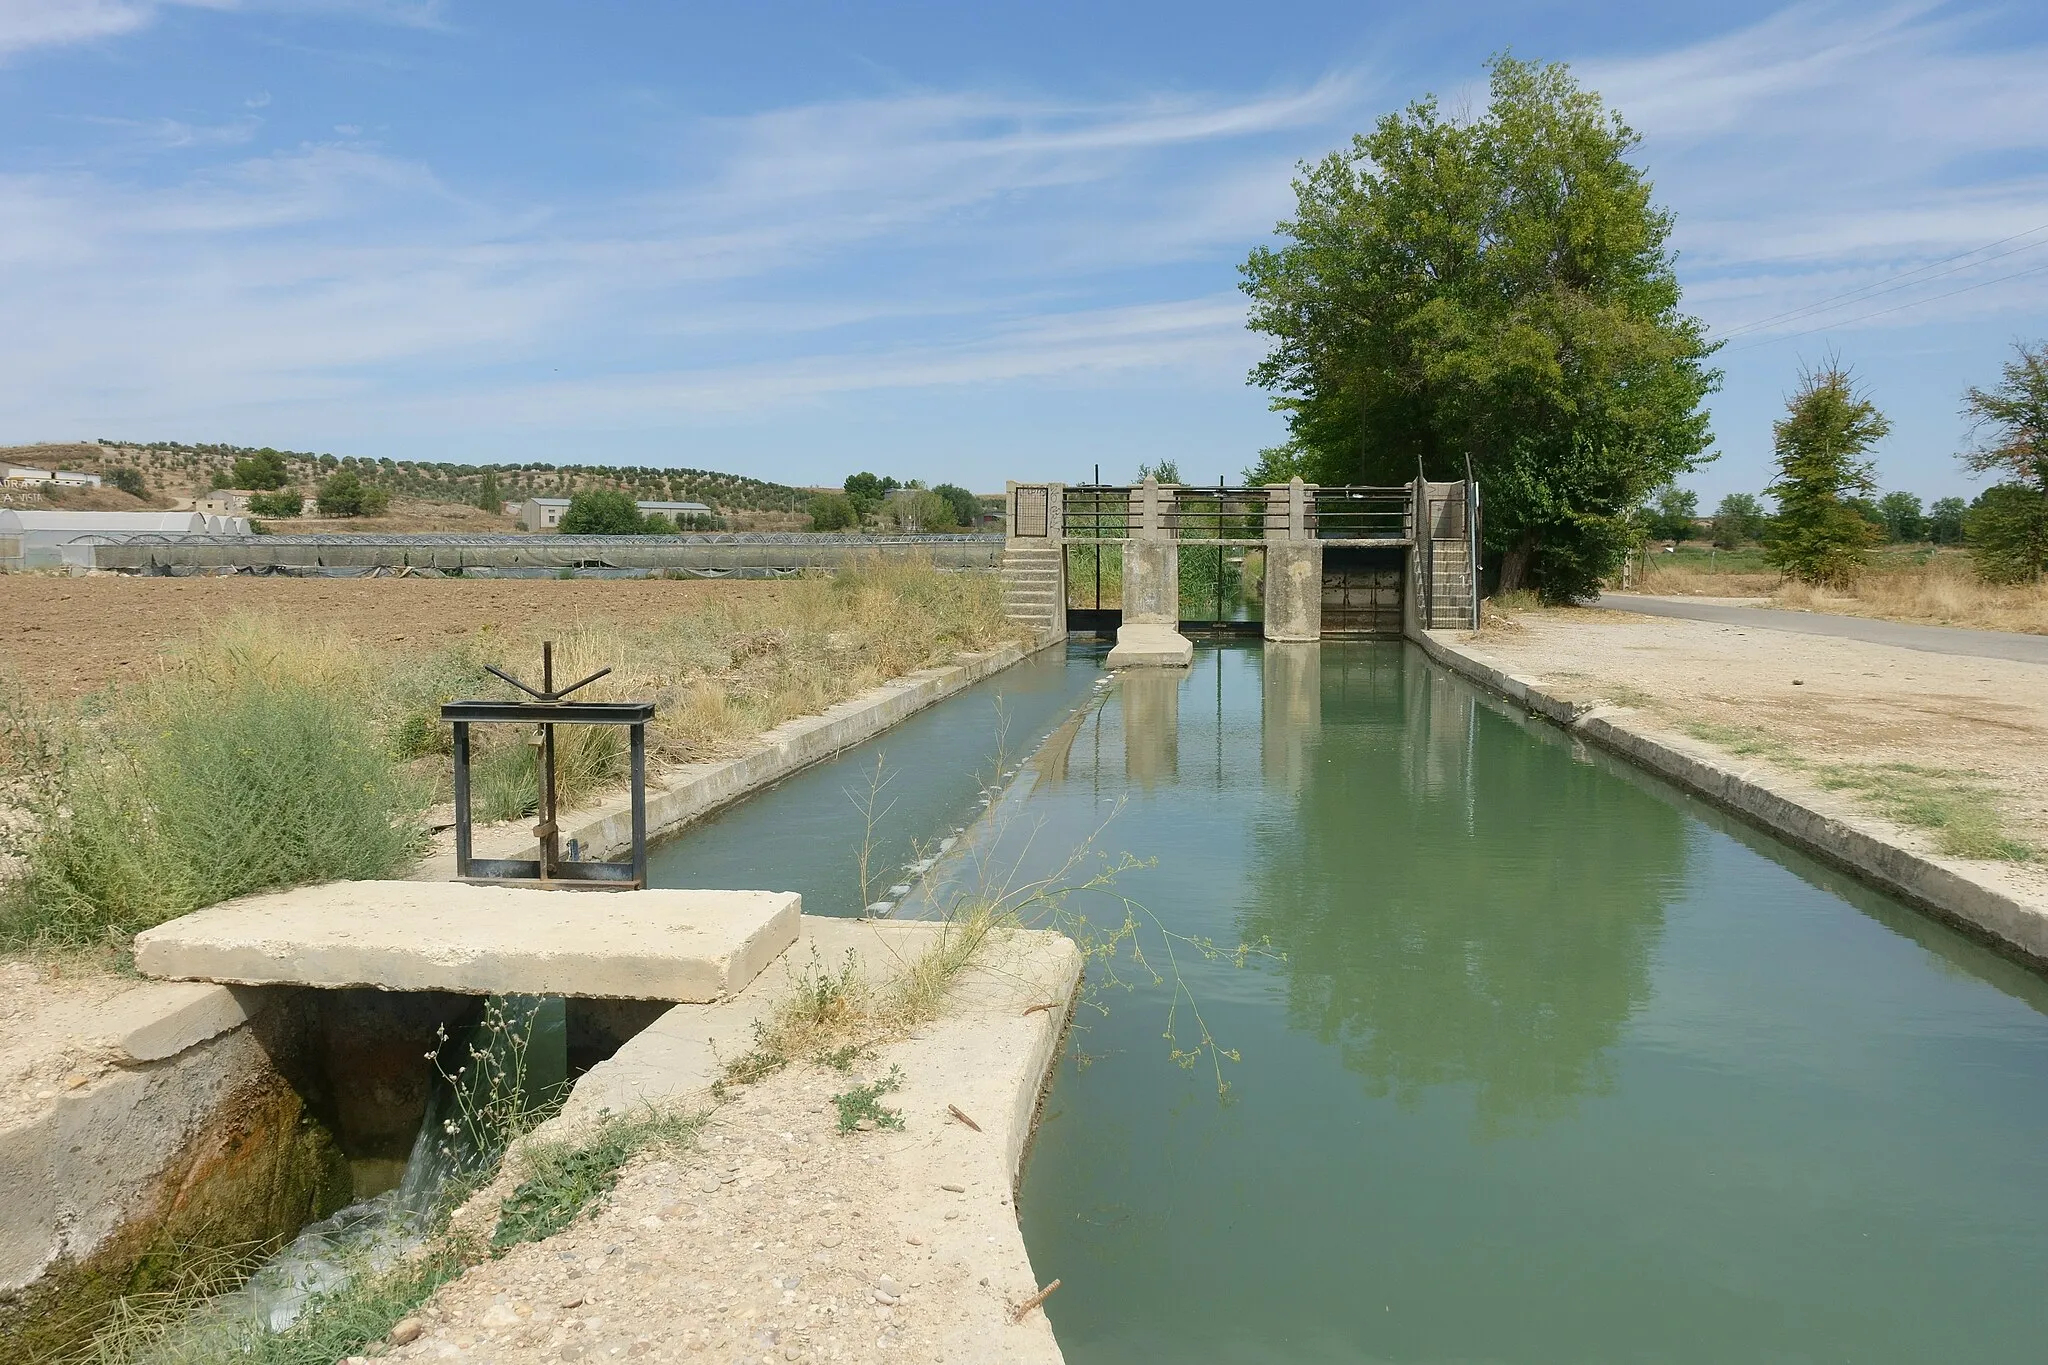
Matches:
[[222, 988, 670, 1332]]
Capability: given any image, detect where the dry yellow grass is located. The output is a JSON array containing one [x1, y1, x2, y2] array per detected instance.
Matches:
[[1628, 551, 2048, 635]]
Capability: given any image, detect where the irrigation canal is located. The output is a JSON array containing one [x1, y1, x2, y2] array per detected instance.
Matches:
[[647, 640, 2048, 1363]]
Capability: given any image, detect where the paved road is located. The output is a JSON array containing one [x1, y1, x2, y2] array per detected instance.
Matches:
[[1594, 593, 2048, 665]]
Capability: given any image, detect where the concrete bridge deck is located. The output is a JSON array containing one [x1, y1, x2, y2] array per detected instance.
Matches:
[[133, 882, 800, 1001]]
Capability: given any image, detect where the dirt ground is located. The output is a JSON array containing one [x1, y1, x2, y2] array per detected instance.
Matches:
[[1474, 605, 2048, 874], [0, 576, 790, 702]]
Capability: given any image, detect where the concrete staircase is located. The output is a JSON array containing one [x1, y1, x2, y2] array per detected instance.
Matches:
[[1001, 543, 1064, 637], [1424, 541, 1476, 629]]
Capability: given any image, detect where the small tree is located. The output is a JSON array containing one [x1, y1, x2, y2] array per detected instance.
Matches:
[[1710, 493, 1766, 547], [1958, 340, 2048, 582], [1928, 496, 1967, 545], [1645, 486, 1698, 541], [1874, 491, 1925, 543], [807, 492, 857, 531], [1764, 360, 1888, 586], [557, 489, 643, 535], [476, 470, 504, 514], [881, 489, 956, 534], [842, 472, 897, 519], [1135, 460, 1183, 484], [315, 470, 391, 517], [230, 449, 289, 490], [931, 483, 980, 528], [105, 466, 147, 498], [247, 490, 303, 518], [1965, 487, 2048, 583]]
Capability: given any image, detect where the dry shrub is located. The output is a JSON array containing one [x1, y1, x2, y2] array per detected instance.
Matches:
[[1773, 557, 2048, 635], [1634, 561, 1781, 596]]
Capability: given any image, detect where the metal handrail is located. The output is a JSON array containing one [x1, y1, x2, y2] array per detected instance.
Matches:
[[1061, 486, 1134, 540], [1310, 486, 1412, 541], [1159, 486, 1273, 541]]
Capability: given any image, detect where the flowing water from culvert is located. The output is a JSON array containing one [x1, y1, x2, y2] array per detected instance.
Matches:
[[644, 638, 2048, 1361], [221, 995, 566, 1333]]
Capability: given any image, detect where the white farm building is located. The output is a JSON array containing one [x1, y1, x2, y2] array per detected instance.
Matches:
[[0, 509, 250, 572], [518, 497, 714, 532]]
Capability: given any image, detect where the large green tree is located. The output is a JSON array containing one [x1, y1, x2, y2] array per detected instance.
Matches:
[[1763, 361, 1887, 586], [1241, 57, 1720, 600], [1958, 340, 2048, 583]]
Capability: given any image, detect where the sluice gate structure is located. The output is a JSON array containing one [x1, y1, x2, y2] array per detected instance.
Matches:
[[1001, 476, 1479, 654]]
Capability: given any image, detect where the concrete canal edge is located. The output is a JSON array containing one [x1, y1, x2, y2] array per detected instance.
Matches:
[[4, 634, 1069, 1360], [1418, 630, 2048, 969], [440, 917, 1082, 1363], [417, 631, 1068, 877]]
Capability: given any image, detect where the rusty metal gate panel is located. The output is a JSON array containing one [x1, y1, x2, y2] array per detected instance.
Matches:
[[1013, 486, 1050, 538], [1321, 551, 1404, 635]]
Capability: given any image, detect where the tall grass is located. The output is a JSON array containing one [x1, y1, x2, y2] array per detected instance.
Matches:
[[3, 623, 427, 949], [1, 559, 1020, 951]]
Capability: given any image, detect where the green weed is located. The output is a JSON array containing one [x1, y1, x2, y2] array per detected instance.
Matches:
[[492, 1108, 704, 1250], [831, 1067, 906, 1133], [3, 664, 428, 949]]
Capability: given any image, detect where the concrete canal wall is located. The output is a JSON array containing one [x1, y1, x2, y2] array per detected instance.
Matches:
[[1419, 629, 2048, 969]]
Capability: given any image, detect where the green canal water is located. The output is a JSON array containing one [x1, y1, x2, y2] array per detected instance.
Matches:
[[652, 640, 2048, 1363]]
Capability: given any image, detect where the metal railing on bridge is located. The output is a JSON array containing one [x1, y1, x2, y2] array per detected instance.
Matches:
[[1058, 483, 1412, 542], [1309, 487, 1412, 541]]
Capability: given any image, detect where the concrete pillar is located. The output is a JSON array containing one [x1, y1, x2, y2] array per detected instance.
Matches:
[[1263, 477, 1322, 642], [1107, 476, 1193, 666]]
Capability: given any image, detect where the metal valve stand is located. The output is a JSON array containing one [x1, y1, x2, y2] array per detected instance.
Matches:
[[441, 642, 653, 888]]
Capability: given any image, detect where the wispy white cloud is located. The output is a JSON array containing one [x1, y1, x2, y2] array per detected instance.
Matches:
[[0, 0, 442, 60], [1582, 2, 2048, 340]]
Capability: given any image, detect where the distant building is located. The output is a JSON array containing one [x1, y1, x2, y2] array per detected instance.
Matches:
[[198, 489, 252, 515], [3, 465, 102, 488], [520, 497, 572, 530], [520, 496, 715, 531]]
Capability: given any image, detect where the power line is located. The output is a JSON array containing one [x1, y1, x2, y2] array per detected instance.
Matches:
[[1711, 222, 2048, 342], [1726, 258, 2048, 353]]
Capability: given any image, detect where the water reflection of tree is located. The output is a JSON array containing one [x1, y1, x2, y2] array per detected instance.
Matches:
[[1243, 647, 1688, 1136]]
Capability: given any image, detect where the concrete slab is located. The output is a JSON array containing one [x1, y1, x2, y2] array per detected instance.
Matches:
[[1106, 621, 1194, 668], [96, 982, 268, 1064], [132, 882, 800, 1002]]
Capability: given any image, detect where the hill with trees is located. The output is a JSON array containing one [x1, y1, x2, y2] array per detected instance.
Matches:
[[8, 440, 810, 525]]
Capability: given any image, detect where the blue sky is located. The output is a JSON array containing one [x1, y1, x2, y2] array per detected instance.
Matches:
[[2, 2, 2044, 502]]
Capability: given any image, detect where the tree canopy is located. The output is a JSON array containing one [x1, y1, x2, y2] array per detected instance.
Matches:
[[1241, 56, 1720, 600], [1958, 340, 2048, 582], [557, 489, 644, 535], [1764, 361, 1887, 586]]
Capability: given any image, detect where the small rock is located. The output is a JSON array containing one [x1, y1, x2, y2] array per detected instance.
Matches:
[[390, 1318, 425, 1346], [700, 1177, 720, 1193], [560, 1294, 586, 1310], [482, 1304, 518, 1328], [61, 1074, 88, 1090], [638, 1215, 664, 1230], [559, 1346, 587, 1362], [1792, 679, 1804, 686], [943, 1211, 959, 1221], [939, 1183, 965, 1193], [819, 1234, 841, 1248], [877, 1275, 901, 1296], [904, 1236, 922, 1246]]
